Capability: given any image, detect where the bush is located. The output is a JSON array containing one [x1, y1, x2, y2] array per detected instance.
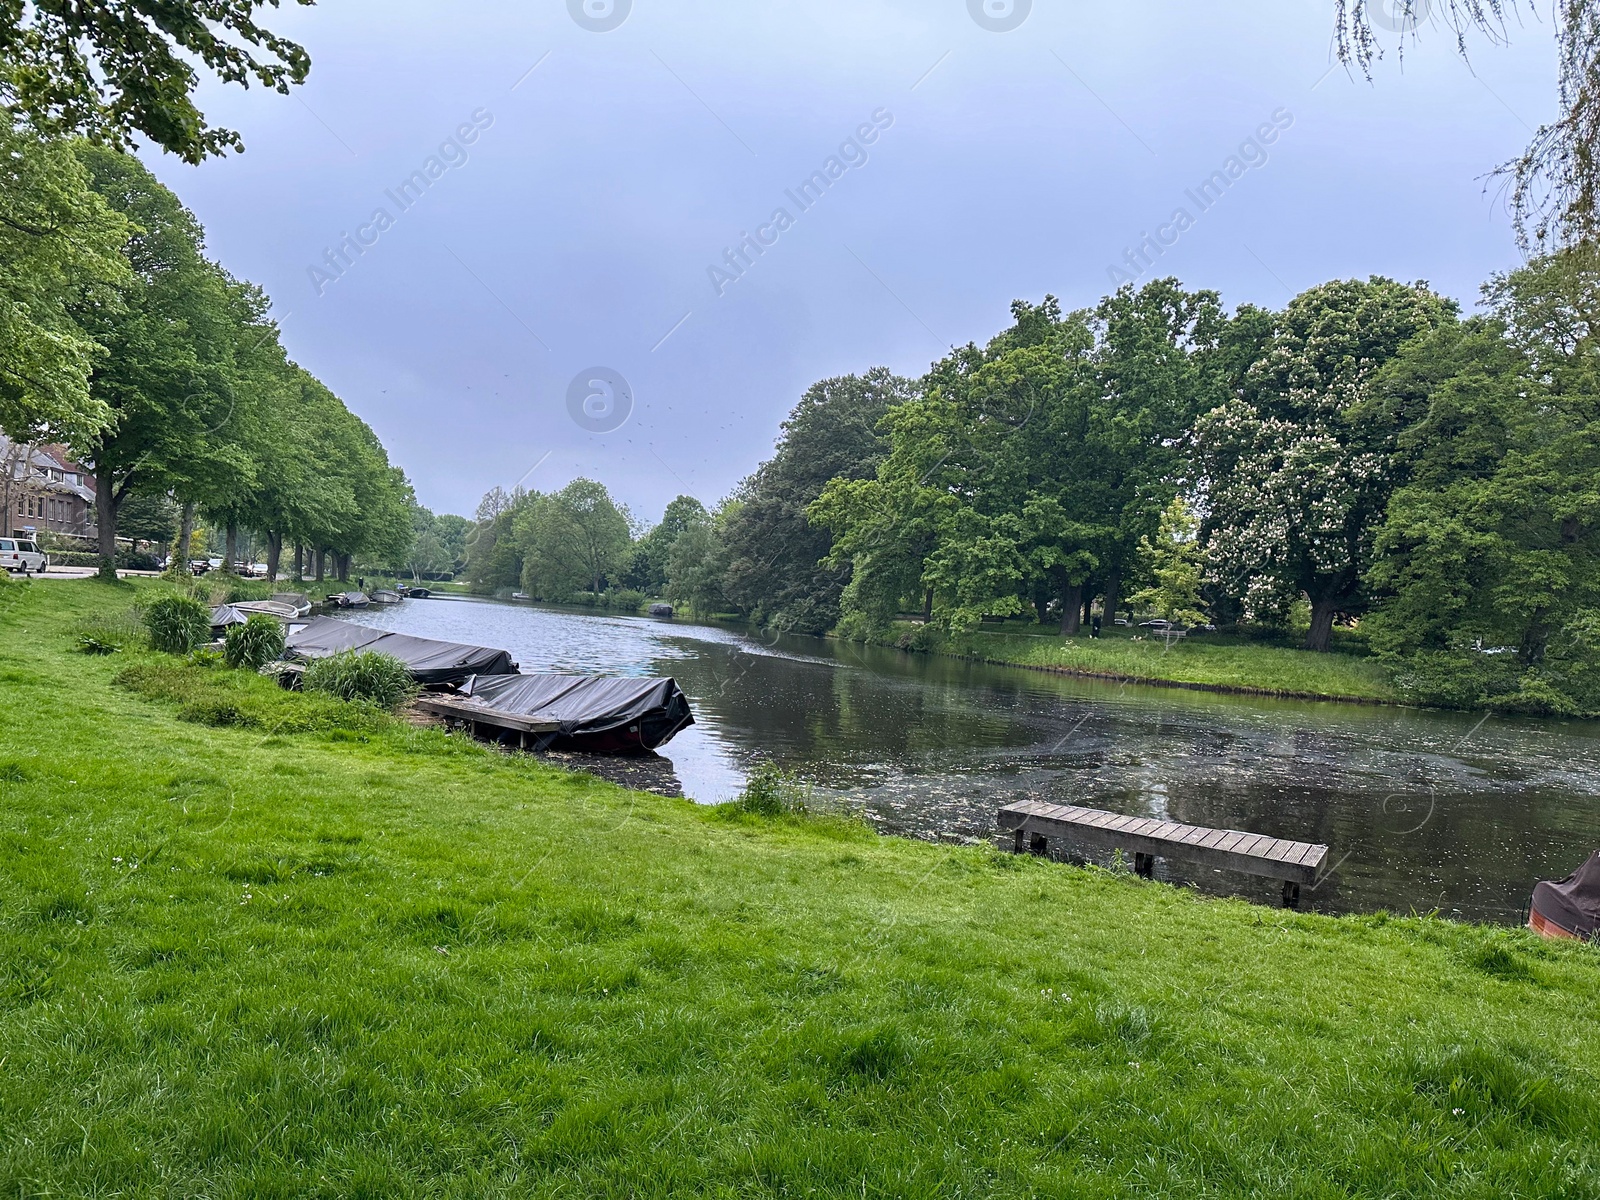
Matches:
[[303, 650, 415, 710], [144, 593, 213, 655], [50, 550, 161, 571], [71, 609, 146, 655], [224, 614, 286, 670], [730, 762, 811, 816], [604, 588, 647, 612]]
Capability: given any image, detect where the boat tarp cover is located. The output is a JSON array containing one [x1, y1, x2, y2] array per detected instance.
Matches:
[[460, 672, 693, 741], [287, 615, 518, 685], [210, 604, 249, 628], [1531, 851, 1600, 938]]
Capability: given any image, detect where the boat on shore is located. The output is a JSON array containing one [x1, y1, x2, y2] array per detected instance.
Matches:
[[284, 616, 693, 753], [232, 599, 302, 621], [333, 591, 370, 609], [1528, 851, 1600, 940]]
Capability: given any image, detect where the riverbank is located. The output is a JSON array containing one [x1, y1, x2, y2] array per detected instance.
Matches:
[[861, 621, 1402, 705], [2, 578, 1597, 1195]]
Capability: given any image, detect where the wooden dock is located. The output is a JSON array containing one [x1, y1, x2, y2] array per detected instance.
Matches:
[[998, 798, 1329, 908], [412, 694, 560, 748]]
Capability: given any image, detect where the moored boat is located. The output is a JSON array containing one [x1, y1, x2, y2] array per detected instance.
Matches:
[[271, 591, 313, 617], [286, 616, 518, 685], [333, 591, 370, 608], [370, 589, 402, 605], [232, 600, 301, 621], [1529, 851, 1600, 941], [458, 671, 694, 753]]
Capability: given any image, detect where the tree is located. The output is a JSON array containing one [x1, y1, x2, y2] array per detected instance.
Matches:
[[1128, 498, 1208, 629], [665, 505, 735, 616], [0, 125, 131, 443], [626, 494, 707, 596], [69, 145, 238, 574], [720, 368, 916, 632], [1195, 277, 1454, 650], [1364, 250, 1600, 714], [1, 1, 314, 163], [517, 479, 633, 599]]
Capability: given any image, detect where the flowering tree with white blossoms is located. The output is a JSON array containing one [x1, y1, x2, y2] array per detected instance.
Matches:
[[1195, 278, 1454, 650]]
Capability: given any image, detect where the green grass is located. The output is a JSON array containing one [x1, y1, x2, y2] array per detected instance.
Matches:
[[1, 578, 1597, 1196], [898, 622, 1401, 703]]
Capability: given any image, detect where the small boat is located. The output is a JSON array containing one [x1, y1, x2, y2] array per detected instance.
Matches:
[[333, 591, 370, 609], [271, 592, 313, 617], [648, 603, 674, 618], [231, 600, 301, 621], [370, 589, 402, 605], [287, 616, 518, 685], [209, 604, 250, 635], [512, 592, 530, 601], [1529, 851, 1600, 941], [399, 586, 432, 599]]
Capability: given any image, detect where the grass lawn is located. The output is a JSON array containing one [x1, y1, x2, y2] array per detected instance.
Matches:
[[903, 623, 1401, 704], [1, 578, 1596, 1196]]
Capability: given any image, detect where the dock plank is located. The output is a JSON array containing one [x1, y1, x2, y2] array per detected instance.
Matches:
[[997, 800, 1329, 892]]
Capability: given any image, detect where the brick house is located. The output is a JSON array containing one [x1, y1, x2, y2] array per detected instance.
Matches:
[[0, 436, 96, 540]]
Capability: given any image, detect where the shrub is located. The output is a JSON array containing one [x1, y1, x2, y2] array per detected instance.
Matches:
[[303, 650, 414, 710], [71, 609, 146, 655], [224, 614, 286, 670], [604, 588, 647, 612], [731, 762, 811, 816], [144, 593, 212, 655]]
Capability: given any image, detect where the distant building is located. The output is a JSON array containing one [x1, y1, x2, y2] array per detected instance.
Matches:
[[0, 437, 96, 540]]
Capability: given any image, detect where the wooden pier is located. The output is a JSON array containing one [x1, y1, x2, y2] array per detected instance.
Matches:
[[412, 694, 560, 749], [998, 798, 1329, 908]]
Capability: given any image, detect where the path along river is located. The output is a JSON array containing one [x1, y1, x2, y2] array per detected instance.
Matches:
[[342, 595, 1600, 924]]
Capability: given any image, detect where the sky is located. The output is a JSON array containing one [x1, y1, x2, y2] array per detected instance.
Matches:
[[143, 0, 1560, 524]]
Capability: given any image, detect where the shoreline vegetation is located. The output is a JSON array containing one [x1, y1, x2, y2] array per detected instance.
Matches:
[[4, 578, 1599, 1194]]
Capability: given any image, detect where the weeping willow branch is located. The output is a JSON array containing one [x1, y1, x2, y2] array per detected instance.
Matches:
[[1335, 1, 1600, 250]]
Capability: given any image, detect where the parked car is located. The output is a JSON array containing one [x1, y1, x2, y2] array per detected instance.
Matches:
[[0, 537, 48, 574], [189, 558, 212, 575]]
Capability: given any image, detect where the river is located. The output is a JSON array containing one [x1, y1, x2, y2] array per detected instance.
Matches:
[[340, 594, 1600, 925]]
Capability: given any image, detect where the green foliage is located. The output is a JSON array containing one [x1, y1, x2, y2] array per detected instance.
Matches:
[[0, 125, 131, 442], [223, 613, 285, 671], [517, 479, 634, 600], [1129, 498, 1209, 627], [729, 762, 812, 816], [302, 650, 415, 711], [625, 494, 707, 595], [0, 1, 314, 163], [71, 608, 144, 655], [116, 659, 397, 734], [142, 593, 211, 655]]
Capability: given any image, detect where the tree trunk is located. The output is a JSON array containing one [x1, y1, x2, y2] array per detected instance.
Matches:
[[337, 553, 350, 583], [94, 468, 118, 577], [293, 543, 304, 581], [224, 523, 238, 574], [174, 501, 196, 574], [922, 589, 934, 624], [1059, 582, 1083, 635], [1101, 566, 1122, 632], [1082, 592, 1093, 629], [314, 547, 325, 582], [1304, 596, 1339, 652], [266, 532, 282, 582]]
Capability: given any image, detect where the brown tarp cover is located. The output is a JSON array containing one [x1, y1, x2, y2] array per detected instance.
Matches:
[[287, 615, 518, 685], [1531, 851, 1600, 938], [460, 671, 694, 748]]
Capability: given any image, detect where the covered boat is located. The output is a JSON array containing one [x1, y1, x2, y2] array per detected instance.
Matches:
[[459, 671, 694, 753], [210, 604, 250, 634], [287, 615, 518, 686], [1529, 851, 1600, 941], [334, 591, 370, 608], [647, 603, 674, 618]]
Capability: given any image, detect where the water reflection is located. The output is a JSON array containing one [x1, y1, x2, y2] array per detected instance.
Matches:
[[343, 595, 1600, 924]]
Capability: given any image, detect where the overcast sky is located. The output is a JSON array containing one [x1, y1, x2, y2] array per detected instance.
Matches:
[[143, 0, 1558, 524]]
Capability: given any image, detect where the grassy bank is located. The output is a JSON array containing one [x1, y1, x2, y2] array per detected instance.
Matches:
[[2, 579, 1596, 1196], [873, 621, 1401, 704]]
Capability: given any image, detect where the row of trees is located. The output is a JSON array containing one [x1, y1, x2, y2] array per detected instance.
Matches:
[[1, 123, 414, 580], [460, 252, 1600, 716]]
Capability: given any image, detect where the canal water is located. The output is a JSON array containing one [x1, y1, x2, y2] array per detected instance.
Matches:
[[343, 595, 1600, 924]]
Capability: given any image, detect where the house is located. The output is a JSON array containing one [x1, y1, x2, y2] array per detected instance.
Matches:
[[0, 436, 96, 540]]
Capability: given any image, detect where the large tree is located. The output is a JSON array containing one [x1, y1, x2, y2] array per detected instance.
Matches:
[[517, 479, 634, 599], [721, 367, 917, 633], [1195, 277, 1455, 650], [0, 124, 130, 442]]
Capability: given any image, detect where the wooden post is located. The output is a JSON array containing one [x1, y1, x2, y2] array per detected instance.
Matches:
[[1012, 827, 1026, 854], [1281, 880, 1301, 910]]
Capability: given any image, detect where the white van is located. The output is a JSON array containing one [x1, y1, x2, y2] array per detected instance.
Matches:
[[0, 538, 48, 574]]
